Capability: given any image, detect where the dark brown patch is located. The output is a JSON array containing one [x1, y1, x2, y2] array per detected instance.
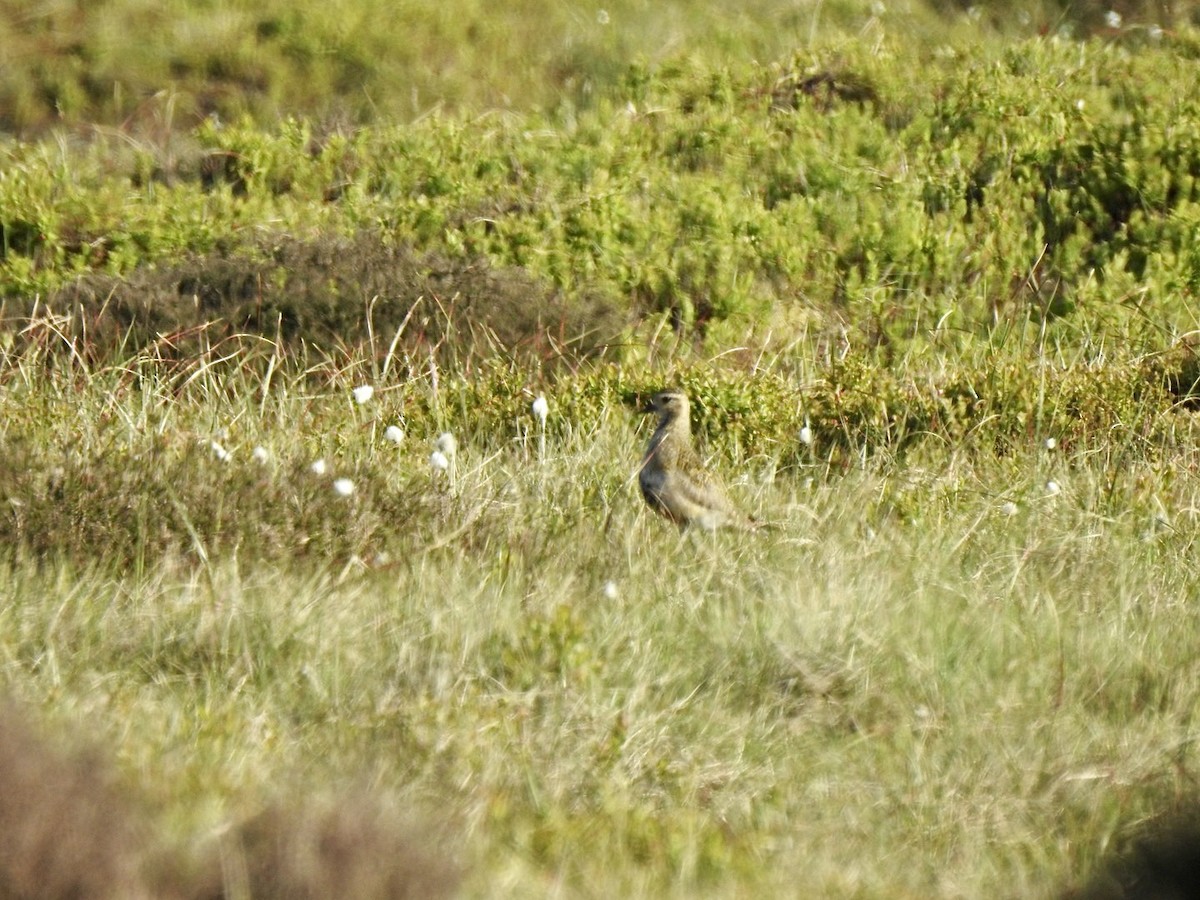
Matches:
[[224, 789, 461, 900], [0, 703, 151, 900], [20, 232, 626, 367], [1063, 805, 1200, 900]]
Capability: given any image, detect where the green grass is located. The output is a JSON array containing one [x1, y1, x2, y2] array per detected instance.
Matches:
[[2, 335, 1200, 896], [8, 25, 1200, 362], [6, 1, 1200, 897], [3, 0, 1192, 137], [0, 0, 1072, 135]]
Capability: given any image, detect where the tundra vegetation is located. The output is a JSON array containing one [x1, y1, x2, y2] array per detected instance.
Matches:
[[3, 0, 1200, 897]]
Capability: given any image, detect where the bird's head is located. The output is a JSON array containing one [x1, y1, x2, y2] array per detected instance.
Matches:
[[642, 390, 689, 420]]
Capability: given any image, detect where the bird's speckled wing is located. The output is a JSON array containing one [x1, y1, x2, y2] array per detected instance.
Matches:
[[650, 469, 746, 529]]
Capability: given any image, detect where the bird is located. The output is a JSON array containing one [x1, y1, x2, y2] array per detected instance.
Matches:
[[637, 389, 756, 531]]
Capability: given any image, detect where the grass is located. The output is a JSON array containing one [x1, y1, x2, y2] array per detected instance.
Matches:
[[6, 1, 1200, 896], [4, 1, 1193, 138], [9, 25, 1200, 361], [3, 334, 1200, 896], [0, 0, 1094, 135]]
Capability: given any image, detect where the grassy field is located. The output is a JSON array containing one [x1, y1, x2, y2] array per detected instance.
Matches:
[[5, 340, 1200, 898], [4, 0, 1169, 136], [5, 1, 1200, 898]]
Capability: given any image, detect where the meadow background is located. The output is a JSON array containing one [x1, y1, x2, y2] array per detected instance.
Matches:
[[4, 0, 1200, 897]]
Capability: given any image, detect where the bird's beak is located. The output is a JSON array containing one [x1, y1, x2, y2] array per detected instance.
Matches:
[[639, 397, 657, 414]]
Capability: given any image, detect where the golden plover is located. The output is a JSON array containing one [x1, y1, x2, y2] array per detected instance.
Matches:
[[638, 390, 756, 531]]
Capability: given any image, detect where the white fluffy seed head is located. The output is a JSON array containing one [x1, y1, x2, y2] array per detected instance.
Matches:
[[999, 501, 1019, 516], [311, 458, 328, 476], [1045, 437, 1057, 451], [210, 441, 232, 463], [430, 450, 450, 472], [602, 580, 619, 600], [1046, 481, 1061, 496], [532, 395, 549, 423], [352, 385, 375, 404], [799, 425, 814, 446], [252, 445, 270, 464], [384, 425, 405, 444], [435, 432, 458, 457], [333, 478, 355, 497]]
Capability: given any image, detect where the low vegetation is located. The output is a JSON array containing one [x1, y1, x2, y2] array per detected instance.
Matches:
[[4, 0, 1185, 137], [4, 1, 1200, 897]]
